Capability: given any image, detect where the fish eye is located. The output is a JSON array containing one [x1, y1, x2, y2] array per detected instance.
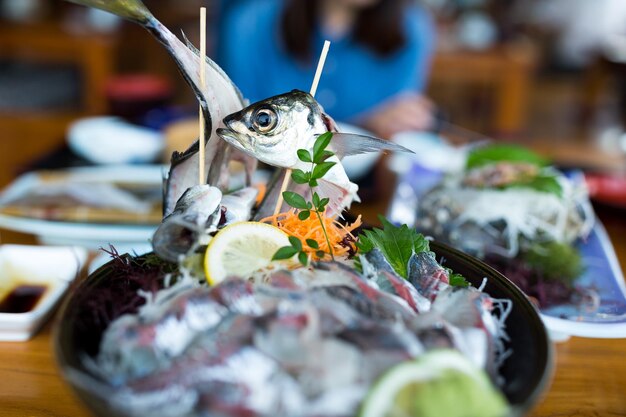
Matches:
[[252, 108, 277, 133]]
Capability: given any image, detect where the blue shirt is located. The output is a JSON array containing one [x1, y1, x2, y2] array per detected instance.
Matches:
[[218, 0, 435, 123]]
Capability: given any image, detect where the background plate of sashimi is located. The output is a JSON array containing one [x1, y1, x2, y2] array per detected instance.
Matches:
[[389, 161, 626, 339], [54, 245, 552, 417]]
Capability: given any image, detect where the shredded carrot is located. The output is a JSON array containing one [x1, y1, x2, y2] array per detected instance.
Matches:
[[253, 182, 267, 206], [261, 210, 361, 260]]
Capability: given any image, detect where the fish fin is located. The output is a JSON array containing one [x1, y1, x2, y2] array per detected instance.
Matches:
[[316, 178, 360, 217], [328, 133, 415, 159], [181, 30, 203, 57]]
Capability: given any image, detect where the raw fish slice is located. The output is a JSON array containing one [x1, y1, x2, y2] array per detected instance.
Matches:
[[432, 286, 512, 378], [336, 321, 425, 382], [208, 278, 263, 315], [97, 287, 225, 382], [320, 285, 408, 321], [372, 270, 431, 313], [407, 251, 450, 301], [116, 344, 305, 417]]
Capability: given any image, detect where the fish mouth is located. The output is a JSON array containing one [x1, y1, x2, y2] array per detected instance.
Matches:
[[216, 127, 251, 152]]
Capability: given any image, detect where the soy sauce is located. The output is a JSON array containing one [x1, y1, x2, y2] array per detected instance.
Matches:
[[0, 285, 47, 313]]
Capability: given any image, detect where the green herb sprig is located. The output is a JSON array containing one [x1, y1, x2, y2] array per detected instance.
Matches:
[[272, 132, 336, 266]]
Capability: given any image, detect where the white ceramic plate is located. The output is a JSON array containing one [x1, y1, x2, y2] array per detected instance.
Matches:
[[0, 165, 164, 250]]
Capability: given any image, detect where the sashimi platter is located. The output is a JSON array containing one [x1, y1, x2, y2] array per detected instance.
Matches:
[[55, 1, 552, 417]]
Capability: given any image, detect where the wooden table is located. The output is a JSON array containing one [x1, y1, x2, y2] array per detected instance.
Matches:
[[1, 203, 626, 417]]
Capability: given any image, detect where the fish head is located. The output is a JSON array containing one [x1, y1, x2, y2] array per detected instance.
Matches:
[[217, 90, 327, 168]]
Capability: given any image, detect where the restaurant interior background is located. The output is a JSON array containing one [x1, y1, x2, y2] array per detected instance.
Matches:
[[1, 0, 625, 189], [1, 2, 626, 417]]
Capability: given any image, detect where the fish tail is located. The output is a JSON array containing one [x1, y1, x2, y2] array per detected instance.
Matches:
[[65, 0, 153, 24], [65, 0, 209, 116]]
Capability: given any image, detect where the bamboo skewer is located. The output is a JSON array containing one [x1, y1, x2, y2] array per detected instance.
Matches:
[[198, 7, 207, 185], [273, 40, 331, 216]]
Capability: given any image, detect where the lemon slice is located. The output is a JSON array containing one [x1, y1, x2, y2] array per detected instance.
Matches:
[[204, 221, 291, 285], [360, 350, 509, 417]]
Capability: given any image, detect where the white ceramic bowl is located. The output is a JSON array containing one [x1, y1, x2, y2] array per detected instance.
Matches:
[[0, 245, 88, 341]]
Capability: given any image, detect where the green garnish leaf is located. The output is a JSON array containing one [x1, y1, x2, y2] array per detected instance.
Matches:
[[321, 150, 334, 160], [316, 250, 326, 258], [272, 246, 298, 260], [297, 149, 312, 163], [312, 192, 321, 207], [312, 161, 336, 180], [288, 236, 302, 251], [313, 132, 333, 163], [283, 191, 309, 210], [306, 239, 319, 249], [466, 145, 548, 170], [291, 169, 310, 185], [449, 271, 470, 287], [280, 131, 336, 262], [356, 235, 374, 253], [357, 216, 430, 279], [523, 241, 583, 283], [511, 173, 562, 197]]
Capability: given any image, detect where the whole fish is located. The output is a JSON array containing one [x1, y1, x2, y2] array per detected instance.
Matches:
[[65, 0, 257, 215], [217, 90, 412, 215]]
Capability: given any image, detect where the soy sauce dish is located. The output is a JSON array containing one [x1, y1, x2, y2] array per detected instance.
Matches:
[[0, 245, 87, 341]]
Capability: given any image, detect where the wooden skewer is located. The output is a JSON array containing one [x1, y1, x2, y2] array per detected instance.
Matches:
[[273, 40, 331, 216], [198, 7, 207, 185]]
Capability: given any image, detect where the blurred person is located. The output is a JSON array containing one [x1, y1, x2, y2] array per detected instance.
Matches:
[[218, 0, 436, 139]]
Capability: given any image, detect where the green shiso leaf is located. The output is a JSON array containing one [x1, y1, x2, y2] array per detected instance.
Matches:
[[494, 172, 563, 197], [466, 144, 549, 170], [357, 216, 430, 279]]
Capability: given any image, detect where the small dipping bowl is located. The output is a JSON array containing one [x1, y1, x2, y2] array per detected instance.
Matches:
[[0, 245, 87, 341]]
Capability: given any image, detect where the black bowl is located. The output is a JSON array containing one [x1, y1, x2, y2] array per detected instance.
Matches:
[[55, 242, 553, 417]]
